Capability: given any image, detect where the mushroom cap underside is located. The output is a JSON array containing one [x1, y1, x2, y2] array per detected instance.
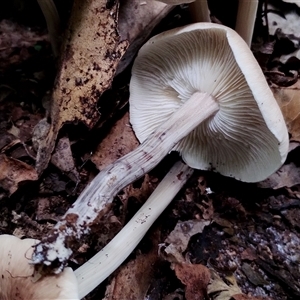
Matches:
[[129, 23, 289, 182], [0, 235, 79, 300]]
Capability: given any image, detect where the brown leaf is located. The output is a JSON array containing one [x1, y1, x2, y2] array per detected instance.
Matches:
[[240, 248, 257, 262], [35, 0, 128, 175], [272, 87, 300, 142], [174, 263, 210, 300], [257, 163, 300, 189], [0, 154, 38, 195], [103, 229, 160, 300], [163, 220, 210, 262], [51, 137, 79, 182], [91, 112, 139, 170]]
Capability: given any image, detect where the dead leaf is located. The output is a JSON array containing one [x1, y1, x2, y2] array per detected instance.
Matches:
[[196, 199, 214, 220], [0, 132, 21, 152], [257, 163, 300, 189], [0, 154, 38, 195], [272, 87, 300, 142], [51, 137, 79, 182], [35, 0, 128, 175], [240, 248, 257, 262], [241, 263, 268, 286], [207, 271, 242, 300], [91, 112, 139, 170], [103, 229, 160, 300], [163, 220, 210, 262], [174, 263, 210, 300], [118, 173, 157, 202], [116, 0, 172, 74]]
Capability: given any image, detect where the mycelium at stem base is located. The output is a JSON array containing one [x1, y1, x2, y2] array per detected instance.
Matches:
[[31, 91, 219, 272]]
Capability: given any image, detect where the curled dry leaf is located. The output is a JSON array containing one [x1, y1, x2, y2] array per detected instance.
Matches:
[[207, 270, 242, 300], [35, 0, 128, 175], [174, 263, 210, 300], [0, 154, 38, 195]]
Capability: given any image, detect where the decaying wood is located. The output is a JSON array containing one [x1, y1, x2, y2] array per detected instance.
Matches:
[[35, 0, 128, 175], [35, 0, 173, 175]]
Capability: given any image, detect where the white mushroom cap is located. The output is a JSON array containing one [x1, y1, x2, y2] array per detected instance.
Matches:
[[129, 23, 289, 182], [0, 235, 79, 300]]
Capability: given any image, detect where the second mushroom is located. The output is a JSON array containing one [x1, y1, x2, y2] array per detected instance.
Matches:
[[31, 22, 289, 272]]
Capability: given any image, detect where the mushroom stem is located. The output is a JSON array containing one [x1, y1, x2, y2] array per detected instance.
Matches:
[[32, 91, 218, 271], [75, 160, 194, 299], [37, 0, 61, 56], [189, 0, 210, 23], [235, 0, 258, 46]]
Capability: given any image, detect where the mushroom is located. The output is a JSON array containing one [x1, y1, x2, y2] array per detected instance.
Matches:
[[235, 0, 258, 46], [37, 0, 61, 57], [74, 161, 194, 298], [0, 163, 192, 299], [31, 22, 288, 273], [0, 234, 79, 299]]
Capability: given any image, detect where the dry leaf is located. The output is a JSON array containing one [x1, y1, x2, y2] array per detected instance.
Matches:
[[117, 0, 172, 74], [241, 263, 268, 286], [103, 230, 160, 300], [207, 271, 242, 300], [174, 263, 210, 300], [0, 154, 38, 195], [91, 112, 139, 170], [35, 0, 128, 175], [272, 87, 300, 142], [51, 137, 79, 182], [163, 220, 210, 262], [257, 163, 300, 189]]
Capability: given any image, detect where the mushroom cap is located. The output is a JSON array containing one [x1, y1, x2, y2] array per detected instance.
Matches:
[[129, 23, 289, 182], [0, 235, 79, 300]]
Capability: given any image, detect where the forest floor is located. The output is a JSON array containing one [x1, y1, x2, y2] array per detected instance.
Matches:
[[0, 1, 300, 299]]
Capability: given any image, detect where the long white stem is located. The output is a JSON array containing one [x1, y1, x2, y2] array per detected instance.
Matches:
[[189, 0, 210, 23], [235, 0, 258, 46], [32, 92, 218, 271], [75, 161, 194, 299]]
